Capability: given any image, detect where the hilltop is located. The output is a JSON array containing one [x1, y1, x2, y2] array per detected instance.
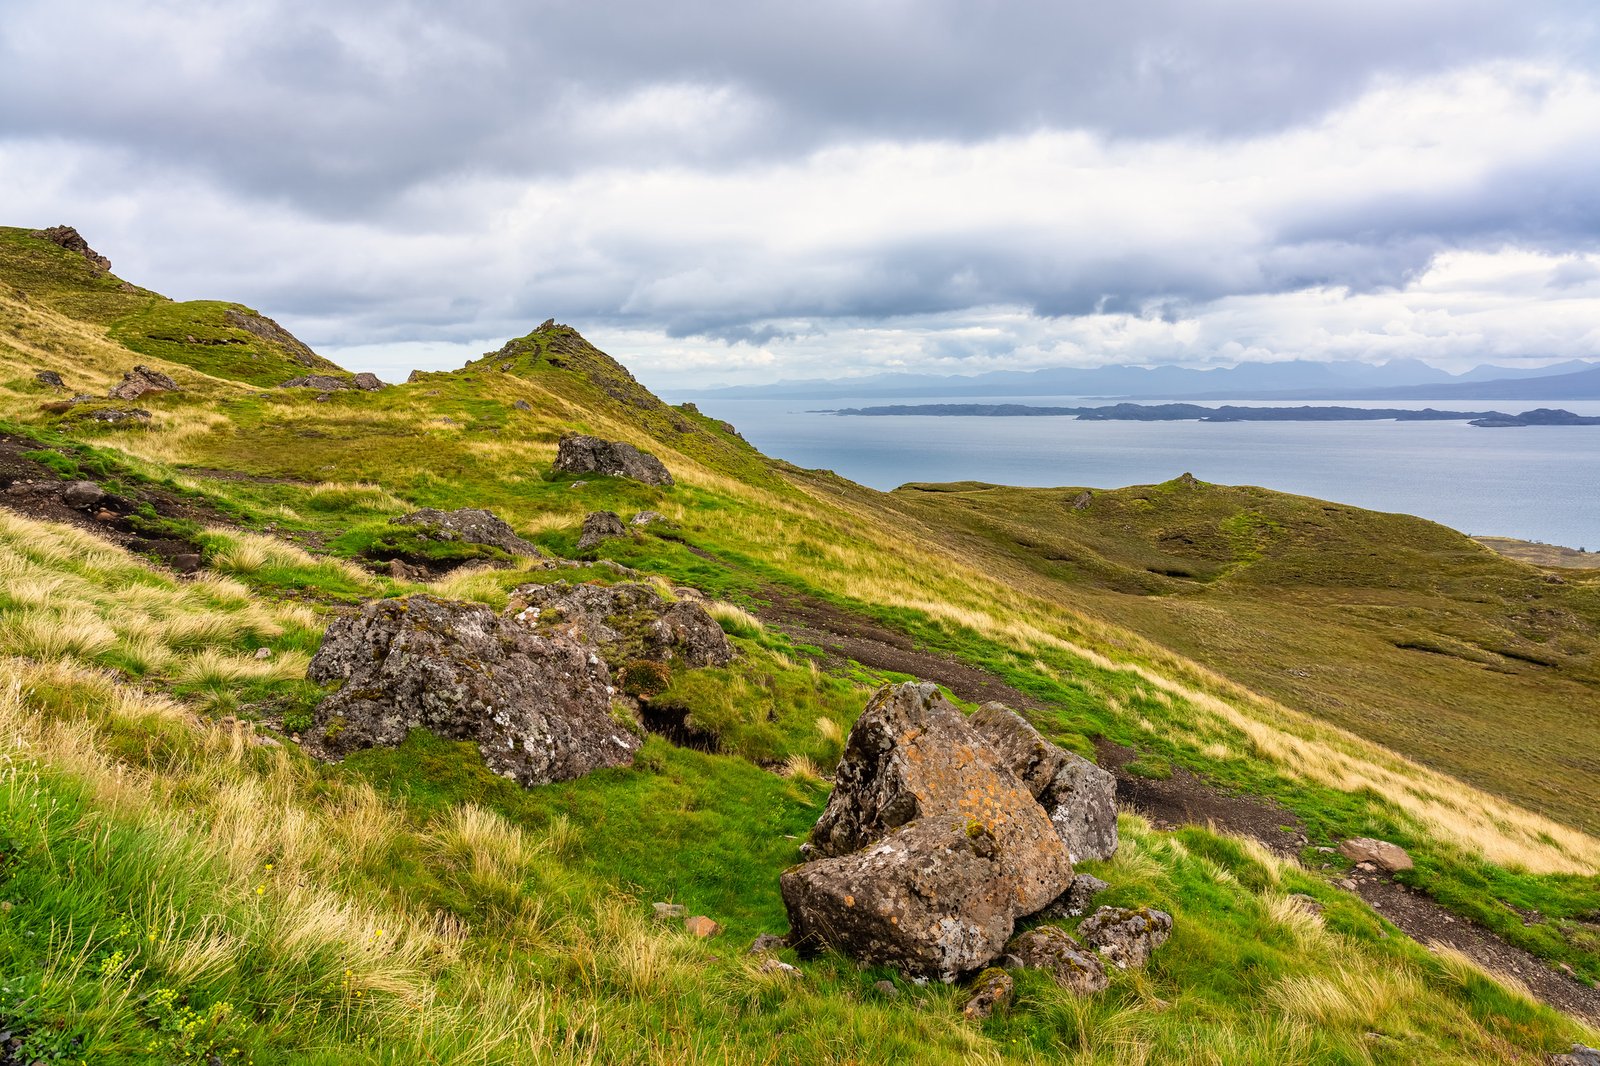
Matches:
[[0, 225, 1597, 1064]]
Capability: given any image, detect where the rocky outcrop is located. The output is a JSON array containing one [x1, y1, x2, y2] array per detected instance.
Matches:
[[782, 683, 1073, 980], [552, 433, 674, 487], [1078, 906, 1173, 970], [34, 370, 64, 389], [508, 580, 733, 670], [577, 510, 626, 551], [1338, 837, 1413, 872], [305, 595, 639, 785], [352, 372, 384, 391], [223, 308, 326, 368], [282, 374, 352, 390], [393, 508, 546, 557], [1006, 926, 1109, 995], [108, 365, 179, 401], [630, 510, 665, 527], [971, 703, 1117, 863], [31, 225, 111, 271]]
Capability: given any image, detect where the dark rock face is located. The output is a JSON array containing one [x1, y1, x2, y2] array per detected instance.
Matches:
[[512, 399, 532, 411], [352, 372, 385, 391], [393, 508, 545, 557], [783, 683, 1073, 980], [108, 365, 179, 401], [31, 225, 111, 271], [282, 374, 352, 390], [552, 433, 674, 487], [34, 370, 64, 389], [1007, 926, 1109, 995], [223, 308, 325, 368], [577, 510, 626, 550], [306, 595, 639, 785], [508, 580, 733, 670], [971, 703, 1117, 863], [1041, 874, 1110, 919], [1078, 906, 1173, 970]]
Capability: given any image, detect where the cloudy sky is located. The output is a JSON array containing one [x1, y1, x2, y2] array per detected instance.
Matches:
[[5, 1, 1600, 389]]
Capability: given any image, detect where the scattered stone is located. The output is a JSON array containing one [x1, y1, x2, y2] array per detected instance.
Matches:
[[30, 224, 111, 271], [1078, 906, 1173, 970], [1007, 926, 1109, 995], [747, 933, 788, 955], [513, 399, 532, 411], [93, 509, 118, 522], [281, 374, 351, 390], [552, 433, 675, 487], [1338, 837, 1413, 872], [1175, 472, 1200, 488], [352, 372, 385, 391], [171, 553, 202, 574], [1043, 873, 1110, 918], [393, 507, 546, 558], [1336, 878, 1358, 891], [34, 369, 64, 389], [968, 703, 1118, 862], [961, 969, 1013, 1021], [82, 407, 151, 424], [305, 595, 640, 786], [1549, 1045, 1600, 1066], [60, 481, 106, 510], [254, 647, 273, 661], [874, 979, 900, 999], [630, 510, 665, 527], [684, 915, 721, 938], [1286, 893, 1325, 917], [577, 510, 627, 551], [782, 683, 1072, 980], [387, 558, 426, 581], [756, 956, 801, 978], [569, 480, 587, 489], [508, 580, 733, 669], [108, 365, 179, 401], [653, 903, 688, 921], [1068, 490, 1093, 510]]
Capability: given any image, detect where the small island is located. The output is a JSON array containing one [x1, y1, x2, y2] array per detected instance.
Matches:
[[825, 402, 1600, 428]]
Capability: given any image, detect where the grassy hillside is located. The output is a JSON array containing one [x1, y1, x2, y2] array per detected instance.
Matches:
[[0, 226, 1597, 1063], [883, 479, 1600, 834]]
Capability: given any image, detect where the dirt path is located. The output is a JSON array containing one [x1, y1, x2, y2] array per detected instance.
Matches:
[[748, 580, 1600, 1026]]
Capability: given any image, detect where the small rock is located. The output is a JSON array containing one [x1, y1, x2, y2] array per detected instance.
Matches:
[[961, 969, 1013, 1021], [1285, 893, 1324, 917], [1068, 490, 1093, 510], [653, 902, 688, 921], [684, 915, 721, 938], [873, 979, 900, 999], [0, 901, 13, 912], [1078, 906, 1173, 970], [576, 510, 627, 551], [1550, 1045, 1600, 1066], [393, 508, 546, 558], [93, 509, 118, 522], [353, 372, 385, 390], [387, 558, 426, 581], [1043, 873, 1111, 919], [748, 933, 788, 955], [1007, 926, 1109, 995], [83, 407, 152, 424], [170, 553, 202, 574], [254, 647, 273, 660], [109, 365, 179, 401], [34, 369, 64, 389], [756, 956, 801, 978], [1337, 878, 1358, 891], [1339, 837, 1413, 872], [513, 399, 532, 411], [569, 480, 587, 489], [631, 510, 665, 527], [61, 480, 106, 509]]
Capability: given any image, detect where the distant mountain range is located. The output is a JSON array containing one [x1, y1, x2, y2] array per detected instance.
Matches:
[[682, 358, 1600, 402]]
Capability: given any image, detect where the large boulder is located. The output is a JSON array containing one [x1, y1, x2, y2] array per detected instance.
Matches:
[[971, 703, 1118, 863], [508, 580, 733, 669], [576, 510, 627, 551], [108, 365, 179, 401], [1338, 837, 1413, 873], [305, 595, 639, 785], [282, 374, 354, 390], [781, 819, 1028, 981], [552, 433, 674, 487], [783, 683, 1073, 979], [393, 508, 546, 558]]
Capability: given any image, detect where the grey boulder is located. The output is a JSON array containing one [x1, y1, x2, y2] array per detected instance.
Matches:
[[552, 433, 674, 487], [1078, 906, 1173, 969], [1006, 926, 1109, 995], [393, 507, 546, 558], [108, 365, 178, 401], [306, 594, 639, 786], [508, 580, 733, 670], [576, 510, 627, 551]]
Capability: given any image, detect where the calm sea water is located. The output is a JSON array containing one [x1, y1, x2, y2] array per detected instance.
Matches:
[[677, 394, 1600, 548]]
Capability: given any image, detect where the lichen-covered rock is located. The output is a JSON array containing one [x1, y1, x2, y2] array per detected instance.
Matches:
[[576, 510, 626, 551], [808, 684, 1072, 916], [34, 370, 64, 389], [306, 594, 639, 785], [108, 365, 179, 401], [962, 968, 1014, 1021], [631, 510, 665, 527], [1078, 906, 1173, 969], [352, 372, 385, 390], [508, 580, 733, 670], [393, 508, 546, 557], [1042, 873, 1111, 919], [971, 703, 1117, 862], [552, 433, 674, 486], [31, 225, 111, 271], [1007, 926, 1109, 995], [782, 819, 1025, 981], [282, 374, 354, 390]]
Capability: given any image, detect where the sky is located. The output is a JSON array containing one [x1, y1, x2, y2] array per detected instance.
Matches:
[[4, 1, 1600, 389]]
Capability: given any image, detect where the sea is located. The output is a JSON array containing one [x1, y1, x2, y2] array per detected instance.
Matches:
[[675, 395, 1600, 549]]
